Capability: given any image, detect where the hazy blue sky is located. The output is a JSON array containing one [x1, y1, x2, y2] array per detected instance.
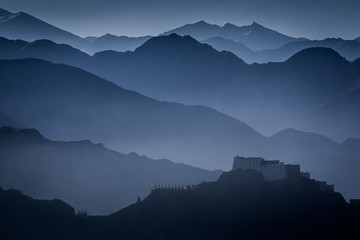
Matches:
[[1, 0, 359, 39]]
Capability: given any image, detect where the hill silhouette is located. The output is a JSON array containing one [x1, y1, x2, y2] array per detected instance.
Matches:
[[104, 170, 357, 239], [285, 47, 348, 65], [263, 38, 360, 62], [0, 187, 77, 239], [1, 170, 359, 239], [0, 126, 221, 214]]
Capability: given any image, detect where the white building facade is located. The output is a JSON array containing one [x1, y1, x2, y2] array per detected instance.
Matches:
[[232, 156, 298, 181]]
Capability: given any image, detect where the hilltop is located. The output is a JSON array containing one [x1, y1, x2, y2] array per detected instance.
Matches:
[[1, 170, 359, 239]]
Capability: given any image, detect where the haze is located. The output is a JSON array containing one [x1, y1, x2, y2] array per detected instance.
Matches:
[[1, 0, 360, 39]]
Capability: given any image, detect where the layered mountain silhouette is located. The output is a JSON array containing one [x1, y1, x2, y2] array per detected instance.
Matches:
[[84, 34, 151, 54], [95, 43, 360, 141], [1, 170, 359, 239], [0, 58, 263, 170], [2, 7, 359, 65], [0, 9, 308, 55], [1, 35, 356, 140], [162, 20, 302, 50], [0, 34, 359, 142], [0, 8, 87, 49], [0, 8, 152, 55], [0, 37, 90, 68], [201, 36, 256, 62], [1, 58, 360, 200], [207, 37, 360, 63], [0, 8, 149, 55], [260, 38, 360, 62], [202, 37, 360, 63], [1, 7, 359, 238], [0, 126, 221, 214]]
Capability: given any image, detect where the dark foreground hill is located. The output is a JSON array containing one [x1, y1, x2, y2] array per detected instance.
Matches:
[[0, 187, 77, 239], [0, 127, 221, 215], [1, 170, 359, 240]]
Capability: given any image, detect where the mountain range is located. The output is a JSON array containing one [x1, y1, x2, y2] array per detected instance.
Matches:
[[83, 34, 151, 54], [1, 58, 360, 201], [204, 36, 360, 63], [2, 7, 360, 65], [2, 9, 307, 56], [0, 58, 263, 170], [1, 6, 360, 207], [1, 34, 358, 140], [1, 7, 360, 238], [1, 170, 359, 239], [0, 8, 87, 49], [0, 8, 149, 55], [162, 20, 302, 50], [0, 126, 221, 214]]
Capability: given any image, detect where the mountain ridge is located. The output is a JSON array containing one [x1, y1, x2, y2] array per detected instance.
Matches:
[[0, 36, 358, 141], [162, 20, 300, 50], [84, 34, 151, 54], [208, 37, 360, 63], [0, 58, 263, 170], [0, 8, 11, 17], [0, 9, 87, 49], [0, 126, 222, 214]]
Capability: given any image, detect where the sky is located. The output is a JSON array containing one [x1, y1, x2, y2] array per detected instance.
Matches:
[[1, 0, 360, 40]]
